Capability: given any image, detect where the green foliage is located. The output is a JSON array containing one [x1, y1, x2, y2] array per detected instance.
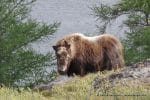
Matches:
[[0, 0, 59, 87], [44, 72, 150, 100], [92, 0, 150, 32], [0, 87, 48, 100], [92, 0, 150, 64], [1, 72, 150, 100], [124, 27, 150, 64]]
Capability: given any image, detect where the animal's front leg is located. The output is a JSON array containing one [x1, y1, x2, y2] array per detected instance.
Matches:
[[80, 66, 86, 76]]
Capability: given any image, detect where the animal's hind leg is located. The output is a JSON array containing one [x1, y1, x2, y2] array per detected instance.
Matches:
[[103, 48, 120, 70]]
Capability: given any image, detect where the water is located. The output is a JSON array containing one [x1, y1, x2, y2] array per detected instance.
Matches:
[[30, 0, 128, 54]]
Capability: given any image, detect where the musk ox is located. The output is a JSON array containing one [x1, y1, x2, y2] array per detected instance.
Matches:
[[53, 33, 124, 76]]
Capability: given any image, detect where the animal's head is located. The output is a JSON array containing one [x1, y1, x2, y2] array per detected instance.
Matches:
[[53, 40, 72, 75]]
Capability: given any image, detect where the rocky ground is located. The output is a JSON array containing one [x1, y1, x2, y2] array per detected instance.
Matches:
[[34, 75, 72, 91], [93, 59, 150, 91], [34, 59, 150, 92]]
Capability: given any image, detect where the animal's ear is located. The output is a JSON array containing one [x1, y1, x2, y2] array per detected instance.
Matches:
[[64, 40, 70, 49], [52, 45, 57, 51]]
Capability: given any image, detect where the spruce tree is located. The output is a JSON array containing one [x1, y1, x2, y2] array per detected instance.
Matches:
[[0, 0, 59, 87], [92, 0, 150, 64]]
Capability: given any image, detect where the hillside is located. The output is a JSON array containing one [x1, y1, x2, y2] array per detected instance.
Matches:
[[38, 59, 150, 100], [0, 59, 150, 100]]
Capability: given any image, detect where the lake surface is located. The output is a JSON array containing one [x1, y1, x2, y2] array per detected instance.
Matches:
[[30, 0, 127, 54]]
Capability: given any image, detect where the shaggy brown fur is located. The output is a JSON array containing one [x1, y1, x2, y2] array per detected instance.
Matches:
[[53, 33, 124, 76]]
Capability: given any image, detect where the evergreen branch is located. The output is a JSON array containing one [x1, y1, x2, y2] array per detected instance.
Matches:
[[0, 0, 24, 23]]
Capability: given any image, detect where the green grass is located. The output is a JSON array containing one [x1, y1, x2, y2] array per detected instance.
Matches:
[[43, 71, 150, 100], [1, 71, 150, 100], [0, 87, 48, 100]]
